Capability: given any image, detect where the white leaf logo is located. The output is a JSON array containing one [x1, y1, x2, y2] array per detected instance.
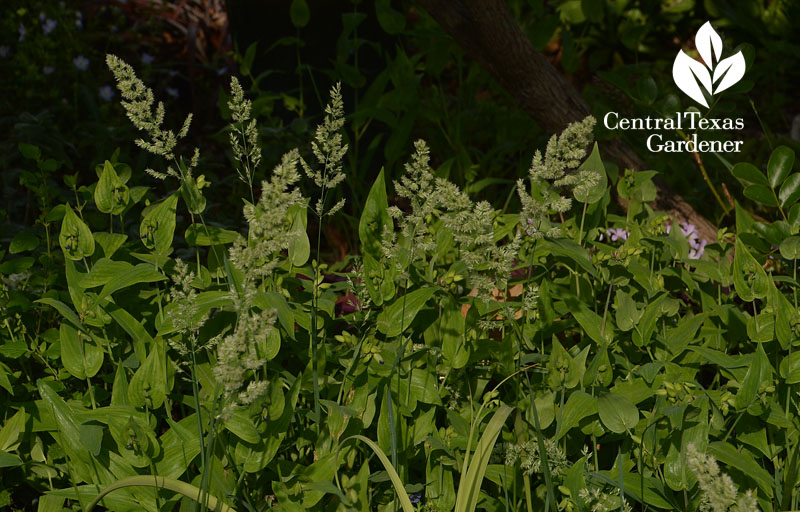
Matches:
[[672, 21, 745, 108]]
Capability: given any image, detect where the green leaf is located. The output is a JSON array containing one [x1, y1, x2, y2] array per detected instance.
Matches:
[[574, 142, 607, 204], [97, 263, 166, 301], [0, 409, 27, 452], [375, 0, 405, 35], [614, 290, 642, 332], [779, 173, 800, 208], [180, 175, 206, 214], [127, 338, 167, 409], [0, 451, 22, 468], [636, 76, 657, 104], [60, 323, 103, 380], [557, 391, 596, 440], [707, 441, 774, 498], [359, 168, 393, 259], [545, 238, 598, 278], [288, 204, 310, 266], [735, 343, 770, 411], [410, 369, 441, 405], [9, 231, 39, 254], [36, 298, 86, 333], [93, 232, 127, 259], [779, 352, 800, 384], [548, 339, 579, 389], [743, 185, 778, 206], [768, 145, 795, 189], [732, 162, 768, 186], [223, 410, 260, 443], [78, 258, 133, 288], [733, 238, 770, 302], [95, 161, 128, 215], [59, 204, 95, 260], [779, 235, 800, 259], [597, 392, 639, 433], [18, 142, 41, 161], [185, 224, 239, 246], [377, 287, 436, 337], [289, 0, 310, 28], [440, 295, 468, 369], [140, 193, 178, 255]]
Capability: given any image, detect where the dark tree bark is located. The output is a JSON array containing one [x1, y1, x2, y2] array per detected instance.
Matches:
[[416, 0, 718, 243]]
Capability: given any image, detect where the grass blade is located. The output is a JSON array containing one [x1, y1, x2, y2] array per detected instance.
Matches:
[[346, 435, 416, 512]]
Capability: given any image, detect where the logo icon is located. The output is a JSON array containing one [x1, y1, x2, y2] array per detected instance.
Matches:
[[672, 21, 745, 108]]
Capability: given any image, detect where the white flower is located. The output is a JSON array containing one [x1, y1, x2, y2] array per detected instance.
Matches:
[[43, 66, 55, 75], [99, 85, 114, 102], [141, 53, 154, 65], [42, 18, 57, 35], [0, 46, 8, 58], [18, 23, 26, 42], [166, 87, 179, 98], [73, 55, 89, 71]]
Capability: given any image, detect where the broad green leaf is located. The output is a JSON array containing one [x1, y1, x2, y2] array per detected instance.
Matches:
[[545, 238, 599, 278], [666, 313, 706, 357], [735, 343, 770, 411], [768, 145, 795, 189], [779, 352, 800, 384], [289, 0, 310, 27], [128, 338, 167, 409], [185, 224, 239, 246], [140, 193, 178, 255], [375, 0, 405, 35], [597, 392, 639, 433], [59, 204, 95, 260], [97, 263, 166, 301], [573, 142, 607, 204], [548, 339, 579, 389], [557, 391, 596, 440], [36, 298, 86, 333], [60, 323, 103, 379], [180, 175, 206, 214], [19, 142, 41, 160], [410, 369, 441, 405], [288, 204, 310, 266], [566, 296, 610, 345], [377, 287, 436, 337], [78, 258, 134, 288], [440, 294, 468, 369], [223, 410, 260, 444], [614, 290, 642, 332], [779, 173, 800, 208], [9, 231, 39, 254], [106, 303, 152, 364], [733, 238, 770, 302], [0, 409, 27, 452], [0, 451, 22, 467], [37, 380, 113, 483], [93, 232, 127, 259], [359, 168, 392, 259], [743, 185, 778, 207], [779, 235, 800, 259], [707, 441, 774, 498], [95, 161, 128, 215], [732, 162, 768, 186]]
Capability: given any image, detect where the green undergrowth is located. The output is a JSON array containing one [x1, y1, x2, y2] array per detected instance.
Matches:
[[1, 54, 800, 512]]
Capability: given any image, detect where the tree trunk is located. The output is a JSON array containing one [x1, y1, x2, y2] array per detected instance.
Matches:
[[416, 0, 718, 243]]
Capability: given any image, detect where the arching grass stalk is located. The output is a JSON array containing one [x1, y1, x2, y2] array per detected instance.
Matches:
[[85, 476, 235, 512]]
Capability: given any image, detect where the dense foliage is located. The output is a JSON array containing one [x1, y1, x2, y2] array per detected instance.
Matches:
[[2, 1, 800, 512]]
